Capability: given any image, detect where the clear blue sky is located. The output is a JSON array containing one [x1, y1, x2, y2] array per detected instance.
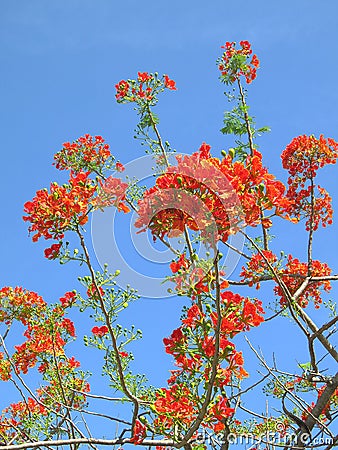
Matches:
[[1, 0, 338, 440]]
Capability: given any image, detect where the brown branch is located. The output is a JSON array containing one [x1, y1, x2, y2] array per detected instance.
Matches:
[[240, 230, 310, 337], [69, 389, 133, 402], [50, 334, 76, 443], [147, 103, 169, 167], [237, 79, 270, 252], [237, 79, 254, 156], [76, 227, 141, 433], [304, 372, 338, 434], [308, 275, 338, 282], [237, 403, 266, 420], [225, 275, 273, 286], [245, 337, 323, 428], [228, 373, 270, 400], [307, 175, 315, 275], [241, 230, 338, 362], [178, 252, 222, 447], [310, 316, 338, 340], [259, 208, 269, 251], [290, 303, 338, 363], [0, 438, 179, 450], [223, 240, 251, 260], [308, 337, 319, 374], [292, 278, 310, 301], [294, 372, 338, 448]]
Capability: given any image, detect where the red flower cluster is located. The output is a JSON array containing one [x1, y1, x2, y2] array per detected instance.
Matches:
[[274, 256, 331, 308], [115, 162, 125, 172], [208, 396, 235, 432], [130, 419, 147, 444], [0, 286, 79, 384], [240, 250, 278, 288], [23, 171, 97, 243], [155, 275, 265, 433], [282, 135, 338, 230], [0, 286, 46, 325], [0, 353, 11, 381], [135, 143, 292, 244], [92, 325, 109, 337], [135, 143, 238, 243], [164, 74, 177, 90], [115, 72, 176, 103], [163, 289, 264, 377], [44, 242, 61, 260], [91, 175, 130, 213], [163, 327, 187, 358], [182, 304, 204, 328], [86, 284, 105, 299], [169, 253, 190, 274], [218, 40, 260, 84], [282, 134, 338, 177], [54, 134, 112, 174], [218, 149, 292, 227], [3, 397, 47, 429], [13, 314, 75, 374], [36, 364, 90, 409], [59, 290, 76, 307], [212, 291, 265, 339], [154, 384, 197, 431], [169, 253, 216, 298]]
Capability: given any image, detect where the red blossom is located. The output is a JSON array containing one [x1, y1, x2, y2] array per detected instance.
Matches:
[[115, 73, 176, 104], [135, 144, 292, 247], [115, 80, 130, 100], [240, 250, 278, 288], [275, 256, 331, 308], [115, 162, 125, 172], [182, 304, 204, 329], [0, 353, 11, 381], [0, 286, 46, 325], [54, 134, 112, 174], [208, 396, 234, 432], [130, 419, 147, 444], [86, 284, 105, 300], [44, 243, 61, 260], [164, 75, 177, 90], [218, 41, 260, 84], [137, 72, 153, 83], [59, 291, 76, 307], [23, 171, 97, 243], [154, 384, 197, 430], [60, 318, 76, 337], [92, 326, 109, 337], [169, 253, 190, 274], [281, 135, 338, 230], [163, 327, 186, 356], [68, 356, 81, 368], [91, 175, 130, 213]]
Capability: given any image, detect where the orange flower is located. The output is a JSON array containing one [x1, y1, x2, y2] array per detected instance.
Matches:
[[23, 171, 97, 243], [54, 134, 112, 174], [218, 41, 260, 84], [92, 326, 109, 337], [282, 135, 338, 230]]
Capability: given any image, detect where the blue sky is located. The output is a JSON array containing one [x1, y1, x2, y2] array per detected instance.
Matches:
[[1, 0, 338, 442]]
